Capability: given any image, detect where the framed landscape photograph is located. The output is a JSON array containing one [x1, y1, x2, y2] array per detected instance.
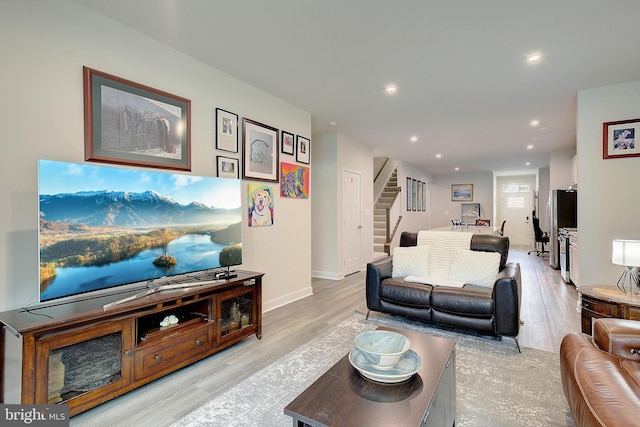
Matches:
[[281, 131, 295, 155], [412, 179, 417, 211], [296, 135, 311, 164], [217, 155, 239, 179], [603, 118, 640, 159], [83, 66, 191, 171], [406, 177, 412, 211], [451, 184, 473, 201], [216, 108, 239, 153], [422, 183, 427, 211], [242, 118, 279, 182]]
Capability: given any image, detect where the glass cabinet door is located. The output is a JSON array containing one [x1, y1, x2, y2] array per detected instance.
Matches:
[[34, 319, 133, 409], [217, 287, 256, 344]]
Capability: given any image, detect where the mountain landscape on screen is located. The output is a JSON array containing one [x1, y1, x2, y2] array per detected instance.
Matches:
[[38, 160, 242, 302]]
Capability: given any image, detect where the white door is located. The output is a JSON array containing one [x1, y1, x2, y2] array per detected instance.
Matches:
[[343, 170, 362, 275], [500, 183, 533, 246]]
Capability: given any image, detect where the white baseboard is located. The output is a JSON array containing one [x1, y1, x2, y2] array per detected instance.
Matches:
[[311, 270, 344, 280], [263, 286, 313, 313]]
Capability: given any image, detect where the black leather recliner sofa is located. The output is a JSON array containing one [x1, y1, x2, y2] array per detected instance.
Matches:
[[366, 232, 522, 350]]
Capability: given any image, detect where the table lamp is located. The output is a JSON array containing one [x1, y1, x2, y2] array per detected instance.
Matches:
[[611, 239, 640, 294]]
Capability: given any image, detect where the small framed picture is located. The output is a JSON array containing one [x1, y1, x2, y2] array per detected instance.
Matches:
[[217, 156, 239, 179], [280, 162, 309, 199], [242, 118, 279, 182], [451, 184, 473, 201], [296, 135, 310, 164], [281, 131, 295, 155], [216, 108, 239, 153], [603, 118, 640, 159]]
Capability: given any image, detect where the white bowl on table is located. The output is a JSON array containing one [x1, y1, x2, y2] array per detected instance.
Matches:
[[353, 330, 411, 371]]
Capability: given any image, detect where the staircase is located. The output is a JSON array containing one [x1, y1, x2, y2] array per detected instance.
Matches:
[[374, 168, 400, 256]]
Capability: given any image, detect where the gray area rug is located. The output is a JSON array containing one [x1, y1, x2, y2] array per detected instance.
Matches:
[[172, 312, 576, 427]]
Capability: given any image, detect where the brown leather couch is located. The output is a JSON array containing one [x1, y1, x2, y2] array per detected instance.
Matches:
[[560, 318, 640, 426], [366, 232, 522, 350]]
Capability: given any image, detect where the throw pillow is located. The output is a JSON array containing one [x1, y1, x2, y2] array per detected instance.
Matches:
[[448, 248, 501, 288], [392, 245, 430, 278]]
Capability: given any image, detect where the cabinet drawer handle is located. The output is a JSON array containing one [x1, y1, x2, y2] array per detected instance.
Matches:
[[631, 348, 637, 355], [124, 350, 132, 357], [155, 355, 162, 362], [195, 339, 203, 346]]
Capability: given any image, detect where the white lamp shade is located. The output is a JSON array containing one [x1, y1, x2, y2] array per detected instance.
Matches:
[[612, 239, 640, 267]]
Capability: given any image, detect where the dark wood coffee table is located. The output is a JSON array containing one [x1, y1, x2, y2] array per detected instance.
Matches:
[[284, 326, 456, 427]]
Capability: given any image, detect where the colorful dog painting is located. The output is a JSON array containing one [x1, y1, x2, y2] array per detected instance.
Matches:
[[280, 162, 309, 199], [248, 183, 274, 226]]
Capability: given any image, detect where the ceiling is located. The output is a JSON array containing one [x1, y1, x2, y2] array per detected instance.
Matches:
[[73, 0, 640, 175]]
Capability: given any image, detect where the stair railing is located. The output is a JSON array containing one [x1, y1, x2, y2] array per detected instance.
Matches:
[[385, 187, 402, 253]]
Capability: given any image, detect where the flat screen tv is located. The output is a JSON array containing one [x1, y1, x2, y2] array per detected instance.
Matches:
[[38, 159, 242, 303]]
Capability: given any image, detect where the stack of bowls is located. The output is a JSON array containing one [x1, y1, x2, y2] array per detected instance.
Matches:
[[353, 330, 411, 371]]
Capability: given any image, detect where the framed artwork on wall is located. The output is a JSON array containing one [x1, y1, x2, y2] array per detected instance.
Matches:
[[247, 183, 274, 226], [296, 135, 311, 164], [242, 118, 279, 182], [422, 182, 427, 211], [451, 184, 473, 201], [412, 179, 417, 211], [216, 156, 239, 179], [83, 66, 191, 171], [215, 108, 239, 153], [281, 131, 295, 155], [603, 118, 640, 159], [406, 177, 412, 211], [280, 162, 309, 199]]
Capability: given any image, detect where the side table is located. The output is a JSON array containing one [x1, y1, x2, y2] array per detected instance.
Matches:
[[578, 284, 640, 334]]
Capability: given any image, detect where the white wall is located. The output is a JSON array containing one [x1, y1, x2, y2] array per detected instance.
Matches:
[[311, 132, 374, 279], [311, 133, 340, 278], [577, 80, 640, 285], [430, 172, 494, 228], [538, 167, 551, 231], [549, 149, 576, 191], [0, 1, 312, 312]]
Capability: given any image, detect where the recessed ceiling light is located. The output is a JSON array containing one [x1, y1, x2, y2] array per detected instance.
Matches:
[[527, 144, 534, 150], [329, 121, 337, 127], [454, 167, 459, 171], [530, 119, 540, 127], [527, 53, 542, 63], [410, 136, 418, 143], [385, 84, 397, 95], [525, 162, 531, 166], [436, 153, 442, 159]]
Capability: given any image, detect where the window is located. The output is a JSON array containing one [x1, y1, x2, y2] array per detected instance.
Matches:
[[502, 184, 530, 193]]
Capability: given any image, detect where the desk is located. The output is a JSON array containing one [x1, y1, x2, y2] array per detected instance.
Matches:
[[578, 284, 640, 334], [430, 226, 499, 235]]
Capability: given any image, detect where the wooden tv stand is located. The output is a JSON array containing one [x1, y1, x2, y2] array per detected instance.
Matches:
[[0, 270, 263, 416]]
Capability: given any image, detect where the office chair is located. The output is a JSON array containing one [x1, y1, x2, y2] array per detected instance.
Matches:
[[528, 212, 549, 256], [499, 220, 506, 236]]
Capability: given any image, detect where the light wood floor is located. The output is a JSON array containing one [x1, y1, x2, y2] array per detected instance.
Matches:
[[71, 246, 580, 426]]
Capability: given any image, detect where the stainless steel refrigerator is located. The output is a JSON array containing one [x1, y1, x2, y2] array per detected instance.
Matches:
[[547, 189, 577, 269]]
